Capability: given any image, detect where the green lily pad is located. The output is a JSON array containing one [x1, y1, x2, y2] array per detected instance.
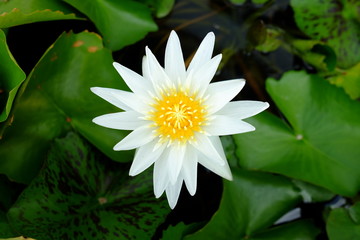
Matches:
[[292, 180, 334, 203], [0, 31, 133, 184], [255, 27, 336, 71], [139, 0, 175, 18], [327, 202, 360, 240], [64, 0, 158, 51], [234, 71, 360, 196], [249, 219, 320, 240], [0, 175, 25, 238], [161, 222, 204, 240], [7, 132, 169, 239], [0, 211, 16, 238], [185, 169, 303, 239], [327, 62, 360, 99], [0, 29, 26, 122], [0, 0, 83, 28], [291, 0, 360, 69]]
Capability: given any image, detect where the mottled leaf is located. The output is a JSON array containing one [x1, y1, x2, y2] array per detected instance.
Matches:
[[291, 0, 360, 68], [0, 0, 83, 28], [0, 175, 24, 238], [0, 29, 26, 122], [7, 132, 169, 239], [185, 169, 302, 239], [234, 71, 360, 196], [255, 27, 336, 71], [0, 237, 35, 240], [327, 202, 360, 240], [0, 211, 16, 238], [249, 219, 320, 240], [64, 0, 158, 51], [327, 62, 360, 99], [161, 222, 204, 240], [0, 31, 133, 184]]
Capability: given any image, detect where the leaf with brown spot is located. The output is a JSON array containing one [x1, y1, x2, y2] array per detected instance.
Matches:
[[291, 0, 360, 68], [0, 31, 134, 184], [7, 132, 170, 239]]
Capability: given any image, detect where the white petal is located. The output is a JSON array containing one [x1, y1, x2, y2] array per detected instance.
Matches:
[[168, 144, 186, 185], [91, 87, 148, 114], [129, 139, 166, 176], [187, 32, 215, 73], [191, 133, 225, 166], [165, 31, 186, 82], [142, 56, 151, 80], [192, 54, 222, 95], [166, 177, 183, 209], [198, 153, 232, 180], [198, 136, 232, 180], [93, 111, 145, 130], [153, 148, 171, 197], [113, 125, 155, 151], [145, 46, 172, 88], [205, 116, 255, 136], [216, 101, 270, 119], [113, 62, 153, 97], [205, 79, 245, 114], [91, 87, 131, 111], [182, 147, 198, 196]]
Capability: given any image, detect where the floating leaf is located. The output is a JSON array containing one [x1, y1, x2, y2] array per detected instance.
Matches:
[[234, 71, 360, 196], [0, 29, 26, 122], [255, 27, 336, 71], [161, 222, 204, 240], [255, 27, 283, 52], [185, 169, 303, 239], [0, 211, 16, 238], [249, 219, 320, 240], [291, 0, 360, 68], [0, 237, 35, 240], [7, 132, 169, 239], [292, 180, 334, 203], [154, 0, 176, 17], [327, 202, 360, 240], [64, 0, 158, 51], [0, 0, 83, 28], [0, 175, 24, 238], [290, 39, 336, 71], [0, 31, 133, 184], [327, 62, 360, 99], [139, 0, 175, 18]]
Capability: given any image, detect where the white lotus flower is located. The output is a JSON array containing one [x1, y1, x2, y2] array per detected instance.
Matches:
[[91, 31, 269, 209]]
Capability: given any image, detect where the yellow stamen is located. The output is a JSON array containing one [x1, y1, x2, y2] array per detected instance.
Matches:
[[150, 89, 207, 143]]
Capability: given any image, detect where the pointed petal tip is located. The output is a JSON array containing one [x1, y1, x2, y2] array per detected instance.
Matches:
[[113, 145, 121, 151], [264, 102, 270, 109], [169, 201, 176, 209], [154, 189, 164, 199], [204, 31, 215, 41], [129, 167, 138, 177], [188, 187, 196, 196], [169, 30, 178, 37], [90, 87, 99, 93]]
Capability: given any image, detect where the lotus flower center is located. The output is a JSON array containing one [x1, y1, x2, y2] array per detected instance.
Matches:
[[151, 90, 206, 143]]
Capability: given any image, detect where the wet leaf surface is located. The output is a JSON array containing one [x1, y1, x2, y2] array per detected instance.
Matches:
[[7, 132, 169, 239]]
